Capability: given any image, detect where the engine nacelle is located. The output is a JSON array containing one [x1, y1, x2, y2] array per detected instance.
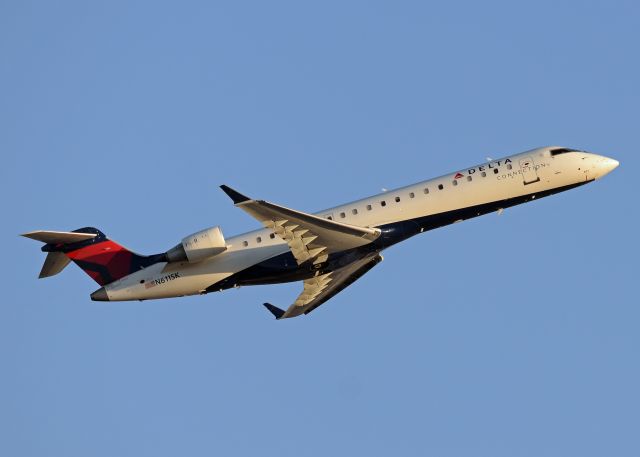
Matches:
[[165, 226, 227, 263]]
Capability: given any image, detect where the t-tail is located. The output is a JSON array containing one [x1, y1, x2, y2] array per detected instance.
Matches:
[[21, 227, 162, 286]]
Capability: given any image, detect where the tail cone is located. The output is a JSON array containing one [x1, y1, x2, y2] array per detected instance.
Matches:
[[90, 287, 109, 301]]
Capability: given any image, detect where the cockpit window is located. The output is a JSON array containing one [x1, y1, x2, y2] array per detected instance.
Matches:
[[550, 148, 581, 156]]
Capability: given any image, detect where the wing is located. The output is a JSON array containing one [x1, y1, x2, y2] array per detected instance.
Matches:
[[263, 253, 383, 319], [220, 185, 381, 265]]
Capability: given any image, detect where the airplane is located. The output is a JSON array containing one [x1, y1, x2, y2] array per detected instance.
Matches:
[[22, 146, 619, 319]]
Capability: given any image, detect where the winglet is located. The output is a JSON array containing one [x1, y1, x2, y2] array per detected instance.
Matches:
[[263, 303, 286, 320], [220, 185, 250, 204]]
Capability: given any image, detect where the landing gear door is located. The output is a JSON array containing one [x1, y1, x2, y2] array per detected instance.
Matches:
[[520, 157, 540, 185]]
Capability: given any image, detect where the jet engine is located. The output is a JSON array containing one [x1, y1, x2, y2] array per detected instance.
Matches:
[[165, 226, 227, 263]]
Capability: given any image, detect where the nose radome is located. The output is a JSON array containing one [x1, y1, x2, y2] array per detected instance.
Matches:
[[600, 157, 620, 175]]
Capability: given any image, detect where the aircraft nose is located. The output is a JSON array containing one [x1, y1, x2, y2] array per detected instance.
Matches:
[[598, 156, 620, 177], [90, 287, 109, 301]]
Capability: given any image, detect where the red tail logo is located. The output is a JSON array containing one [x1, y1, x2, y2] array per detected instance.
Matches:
[[66, 240, 136, 285]]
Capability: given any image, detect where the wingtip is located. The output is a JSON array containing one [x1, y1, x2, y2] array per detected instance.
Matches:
[[220, 185, 250, 204], [263, 303, 285, 320]]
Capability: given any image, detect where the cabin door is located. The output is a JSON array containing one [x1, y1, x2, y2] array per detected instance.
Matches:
[[519, 157, 540, 185]]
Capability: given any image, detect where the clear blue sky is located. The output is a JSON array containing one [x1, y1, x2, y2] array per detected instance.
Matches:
[[2, 1, 638, 456]]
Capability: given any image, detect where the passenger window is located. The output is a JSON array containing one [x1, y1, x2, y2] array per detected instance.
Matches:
[[481, 171, 487, 177], [352, 209, 358, 215], [507, 164, 512, 170], [423, 188, 429, 194], [243, 241, 248, 247], [380, 201, 386, 207], [452, 180, 458, 186], [366, 204, 372, 211], [270, 233, 275, 239], [395, 196, 400, 203], [493, 168, 499, 174], [409, 192, 415, 198], [340, 212, 346, 218], [256, 236, 262, 243], [467, 176, 472, 182], [438, 184, 444, 190]]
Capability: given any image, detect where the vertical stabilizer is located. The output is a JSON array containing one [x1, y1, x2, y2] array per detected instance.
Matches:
[[22, 228, 162, 286]]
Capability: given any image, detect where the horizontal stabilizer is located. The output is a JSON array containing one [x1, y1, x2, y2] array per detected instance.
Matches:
[[21, 230, 97, 244], [39, 252, 71, 278], [263, 303, 285, 320]]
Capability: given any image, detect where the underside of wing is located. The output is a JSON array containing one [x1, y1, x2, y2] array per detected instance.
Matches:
[[220, 185, 381, 265], [263, 252, 383, 319]]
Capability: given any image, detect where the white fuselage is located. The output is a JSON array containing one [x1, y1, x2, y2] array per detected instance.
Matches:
[[102, 147, 618, 301]]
